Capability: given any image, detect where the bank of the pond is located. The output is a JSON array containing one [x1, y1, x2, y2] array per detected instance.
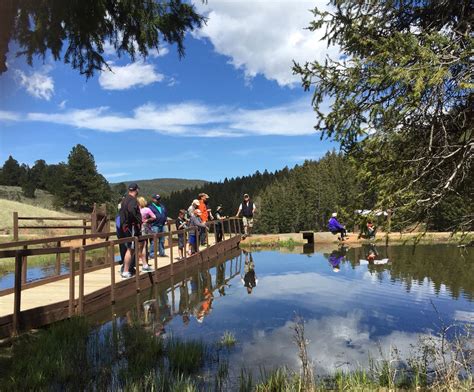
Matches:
[[0, 316, 471, 391], [241, 231, 474, 249]]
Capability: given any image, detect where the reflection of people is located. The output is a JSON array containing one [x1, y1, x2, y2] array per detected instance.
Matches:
[[178, 281, 190, 326], [195, 287, 214, 323], [328, 212, 347, 241], [216, 262, 227, 296], [241, 251, 257, 294], [328, 248, 346, 272], [359, 245, 390, 265]]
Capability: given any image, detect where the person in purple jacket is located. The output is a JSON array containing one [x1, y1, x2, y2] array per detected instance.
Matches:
[[328, 212, 348, 241]]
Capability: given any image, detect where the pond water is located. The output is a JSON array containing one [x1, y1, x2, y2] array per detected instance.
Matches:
[[102, 244, 474, 375]]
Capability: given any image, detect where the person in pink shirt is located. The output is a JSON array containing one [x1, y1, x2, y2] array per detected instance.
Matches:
[[138, 197, 156, 272]]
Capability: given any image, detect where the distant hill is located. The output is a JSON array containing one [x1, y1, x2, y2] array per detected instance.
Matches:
[[111, 178, 208, 198]]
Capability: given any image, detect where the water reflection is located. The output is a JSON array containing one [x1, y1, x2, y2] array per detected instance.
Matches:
[[242, 250, 258, 294], [101, 245, 473, 376]]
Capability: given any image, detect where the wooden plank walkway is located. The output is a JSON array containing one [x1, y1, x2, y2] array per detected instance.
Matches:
[[0, 238, 218, 318]]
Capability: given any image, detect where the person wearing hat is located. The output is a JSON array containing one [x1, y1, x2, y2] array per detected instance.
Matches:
[[328, 212, 347, 241], [236, 194, 256, 239], [187, 199, 200, 220], [198, 193, 212, 246], [214, 205, 226, 243], [148, 194, 168, 258], [188, 209, 208, 254], [118, 183, 142, 278]]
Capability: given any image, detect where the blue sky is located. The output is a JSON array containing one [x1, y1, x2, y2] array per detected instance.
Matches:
[[0, 1, 339, 183]]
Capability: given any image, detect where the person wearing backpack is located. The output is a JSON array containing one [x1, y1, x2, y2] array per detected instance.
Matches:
[[148, 194, 168, 258], [118, 183, 142, 278]]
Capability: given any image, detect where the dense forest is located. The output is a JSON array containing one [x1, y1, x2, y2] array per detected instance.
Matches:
[[1, 146, 471, 232], [0, 145, 111, 212]]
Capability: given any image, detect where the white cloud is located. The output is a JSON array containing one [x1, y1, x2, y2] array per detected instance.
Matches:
[[193, 0, 340, 87], [230, 312, 440, 375], [15, 68, 54, 100], [0, 110, 20, 121], [103, 172, 130, 179], [99, 61, 164, 90], [58, 100, 67, 109], [17, 98, 319, 137]]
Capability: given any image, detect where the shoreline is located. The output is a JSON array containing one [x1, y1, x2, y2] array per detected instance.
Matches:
[[240, 231, 473, 249]]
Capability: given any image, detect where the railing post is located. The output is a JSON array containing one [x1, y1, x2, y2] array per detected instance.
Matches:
[[206, 223, 210, 248], [21, 245, 27, 284], [153, 233, 158, 281], [78, 247, 85, 315], [109, 243, 116, 304], [169, 231, 174, 276], [222, 219, 226, 241], [184, 230, 188, 264], [134, 237, 140, 292], [12, 252, 22, 335], [55, 241, 61, 275], [68, 248, 76, 317], [237, 218, 242, 235], [82, 219, 87, 246], [13, 212, 19, 241], [196, 227, 200, 254]]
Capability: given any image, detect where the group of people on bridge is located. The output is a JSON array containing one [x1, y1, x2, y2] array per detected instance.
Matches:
[[116, 183, 257, 279]]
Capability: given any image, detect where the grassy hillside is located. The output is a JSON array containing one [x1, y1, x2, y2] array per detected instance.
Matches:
[[0, 186, 60, 210], [0, 187, 86, 238], [111, 178, 207, 198], [0, 199, 86, 237]]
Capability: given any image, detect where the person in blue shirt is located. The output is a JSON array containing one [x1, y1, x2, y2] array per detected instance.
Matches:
[[328, 212, 348, 241], [148, 194, 168, 257]]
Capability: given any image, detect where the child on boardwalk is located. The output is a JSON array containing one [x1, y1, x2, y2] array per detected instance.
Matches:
[[188, 209, 208, 255], [175, 209, 187, 259], [138, 196, 155, 272]]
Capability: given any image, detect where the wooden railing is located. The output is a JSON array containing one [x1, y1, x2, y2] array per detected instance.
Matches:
[[0, 217, 242, 335], [12, 212, 91, 241]]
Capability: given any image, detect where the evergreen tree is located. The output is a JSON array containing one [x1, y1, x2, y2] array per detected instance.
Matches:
[[20, 165, 36, 198], [293, 0, 473, 230], [1, 0, 205, 76], [31, 159, 47, 189], [43, 163, 68, 195], [1, 155, 23, 186], [58, 145, 111, 212]]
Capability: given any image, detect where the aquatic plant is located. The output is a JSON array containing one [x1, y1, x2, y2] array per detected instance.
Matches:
[[166, 338, 206, 374], [239, 368, 254, 392], [220, 330, 237, 348]]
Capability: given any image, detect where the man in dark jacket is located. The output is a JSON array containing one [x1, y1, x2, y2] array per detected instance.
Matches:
[[236, 194, 256, 239], [118, 183, 142, 278], [149, 194, 168, 257]]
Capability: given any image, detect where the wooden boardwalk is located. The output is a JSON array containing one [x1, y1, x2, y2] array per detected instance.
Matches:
[[0, 240, 216, 318], [0, 218, 243, 338]]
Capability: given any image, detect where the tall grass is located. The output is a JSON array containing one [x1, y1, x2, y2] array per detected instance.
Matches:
[[1, 314, 472, 391]]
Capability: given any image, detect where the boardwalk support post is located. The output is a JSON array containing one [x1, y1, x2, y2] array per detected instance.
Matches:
[[68, 248, 75, 317], [109, 243, 116, 304], [78, 247, 85, 314], [12, 253, 22, 335]]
